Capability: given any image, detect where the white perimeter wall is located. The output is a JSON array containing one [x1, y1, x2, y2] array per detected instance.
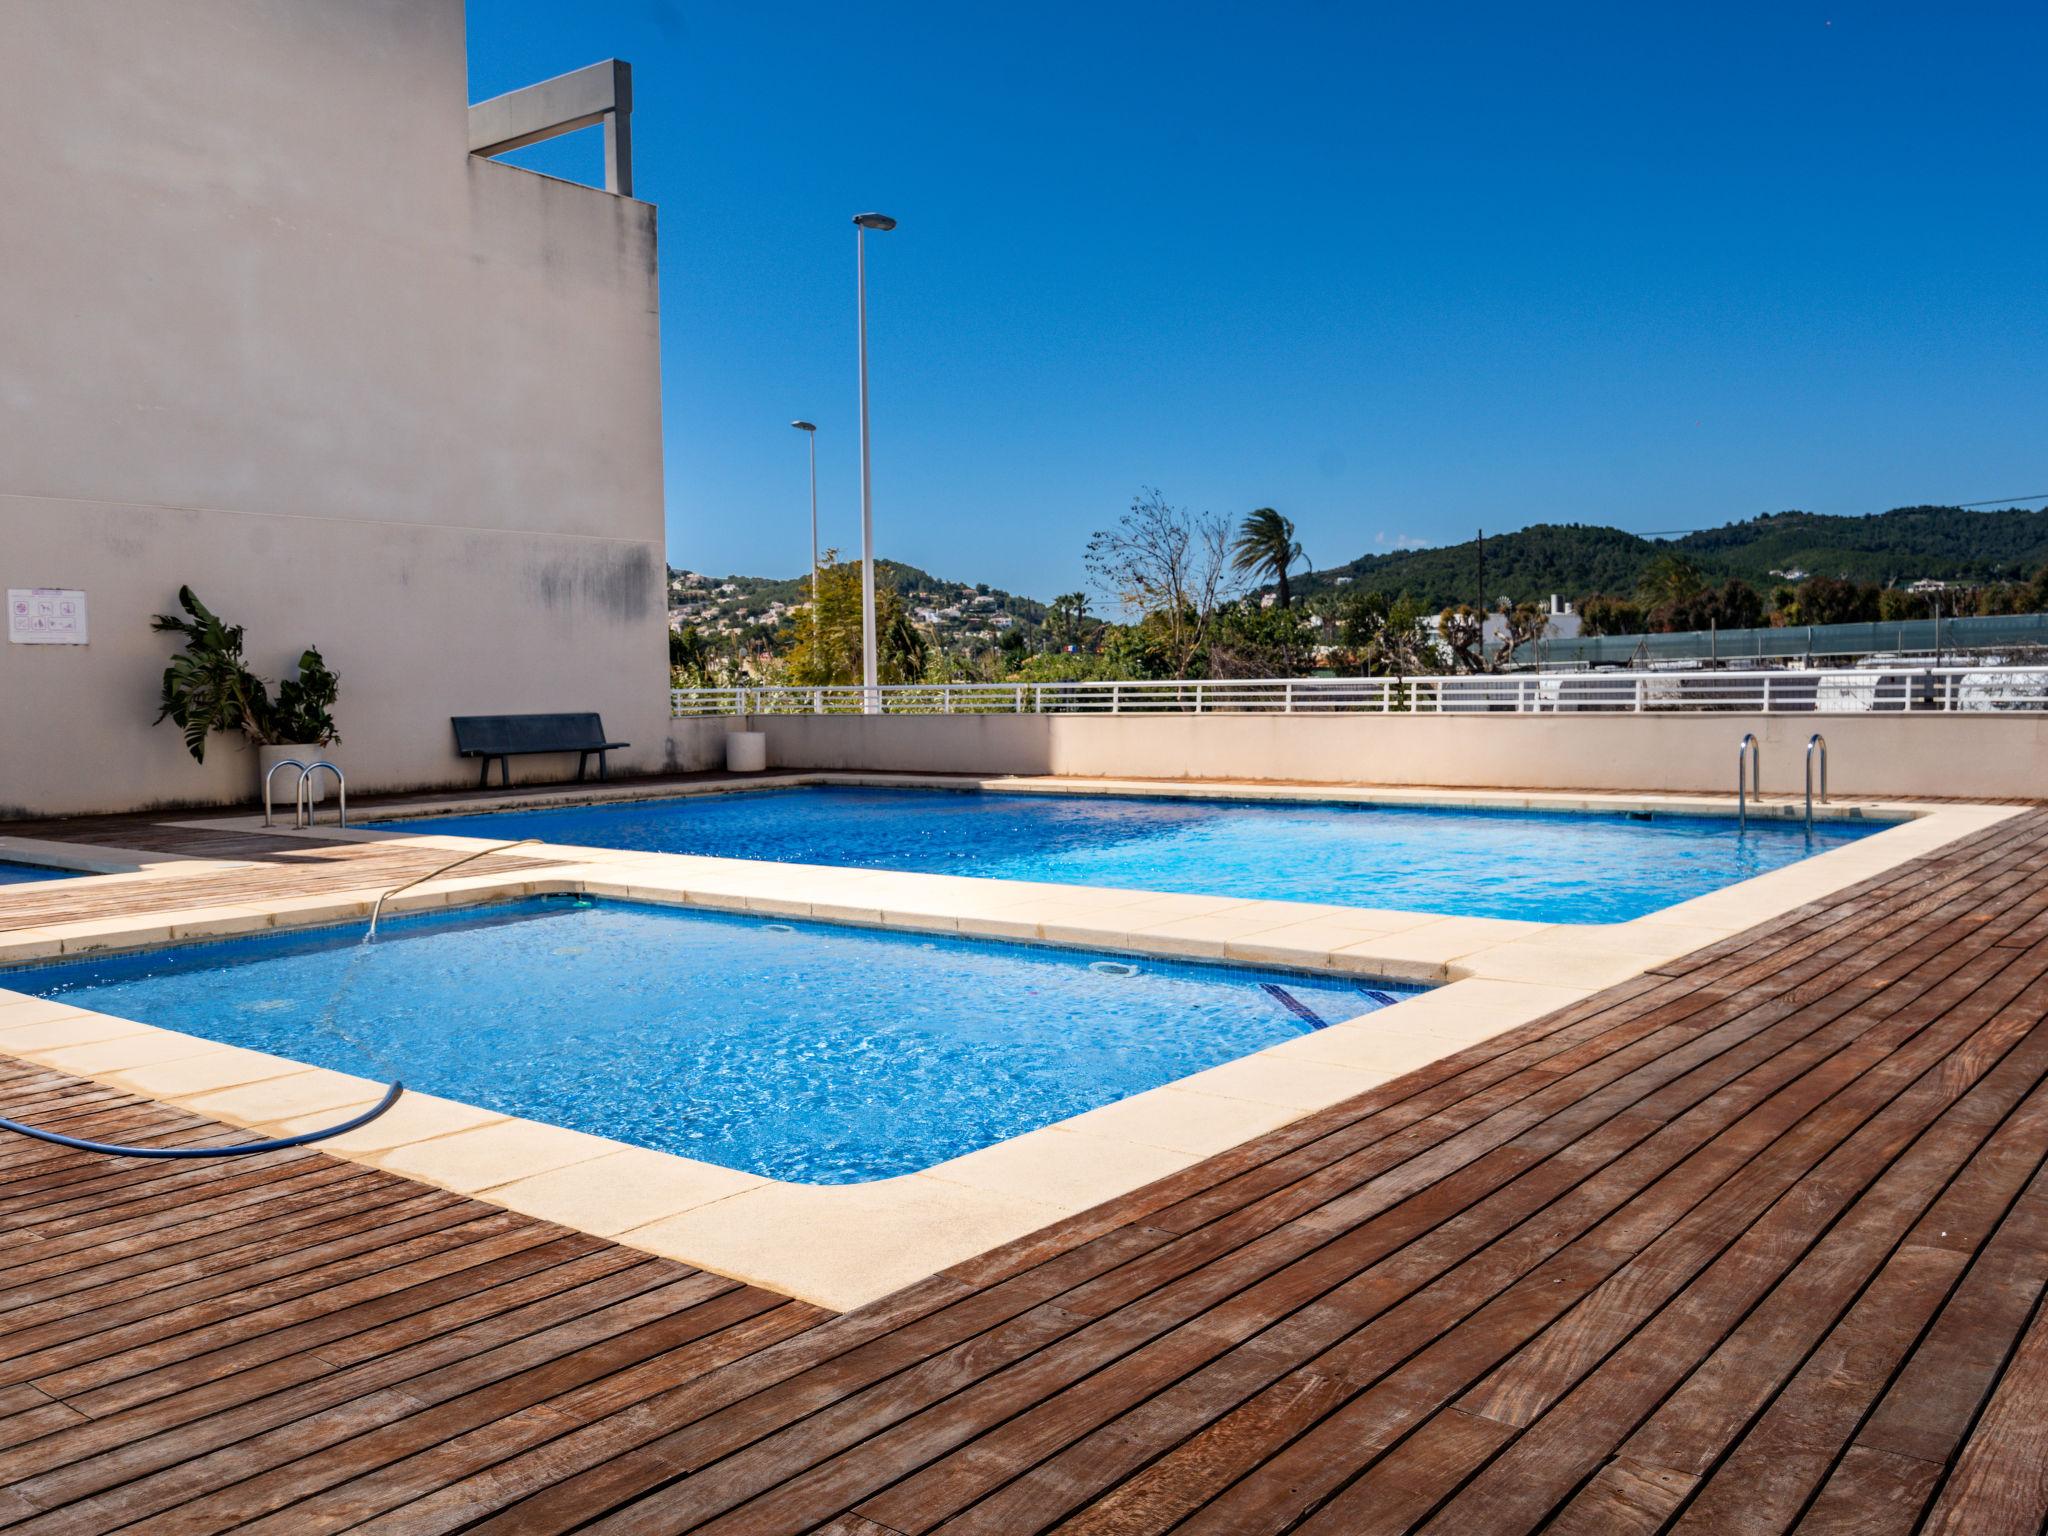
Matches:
[[731, 712, 2048, 801], [0, 0, 670, 818]]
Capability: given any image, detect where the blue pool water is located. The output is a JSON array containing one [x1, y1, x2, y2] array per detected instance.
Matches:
[[387, 786, 1882, 925], [0, 861, 72, 885], [5, 897, 1418, 1183]]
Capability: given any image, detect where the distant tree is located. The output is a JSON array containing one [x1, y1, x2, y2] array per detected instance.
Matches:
[[1492, 600, 1552, 669], [1230, 508, 1309, 608], [1784, 574, 1881, 627], [1086, 489, 1240, 679], [1637, 554, 1706, 610], [1007, 650, 1134, 684], [882, 605, 930, 680], [1337, 591, 1437, 676], [1876, 587, 1929, 623], [1437, 604, 1487, 673], [668, 625, 710, 684], [1653, 578, 1764, 634], [1205, 600, 1315, 678], [1043, 592, 1095, 652], [783, 549, 925, 685], [2025, 565, 2048, 612], [1577, 594, 1646, 637]]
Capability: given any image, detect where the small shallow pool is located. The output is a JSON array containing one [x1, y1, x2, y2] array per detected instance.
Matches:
[[386, 786, 1883, 924], [0, 861, 73, 886], [4, 897, 1418, 1183]]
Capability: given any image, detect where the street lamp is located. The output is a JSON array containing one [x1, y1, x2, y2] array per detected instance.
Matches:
[[790, 420, 818, 638], [853, 212, 896, 711]]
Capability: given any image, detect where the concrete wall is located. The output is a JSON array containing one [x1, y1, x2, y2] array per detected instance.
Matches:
[[737, 712, 2048, 801], [0, 0, 668, 817]]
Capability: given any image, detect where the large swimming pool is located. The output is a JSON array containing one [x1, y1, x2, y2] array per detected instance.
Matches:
[[5, 897, 1418, 1183], [0, 861, 72, 886], [386, 786, 1883, 925]]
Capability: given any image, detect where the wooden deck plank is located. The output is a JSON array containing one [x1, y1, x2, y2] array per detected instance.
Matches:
[[0, 801, 2041, 1532]]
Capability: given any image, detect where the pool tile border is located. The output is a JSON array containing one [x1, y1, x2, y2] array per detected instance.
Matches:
[[0, 788, 2021, 1310]]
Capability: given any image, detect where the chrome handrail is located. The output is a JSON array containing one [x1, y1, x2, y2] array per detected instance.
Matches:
[[262, 757, 310, 828], [1806, 733, 1828, 831], [295, 761, 347, 828], [365, 837, 539, 941], [1737, 732, 1760, 829]]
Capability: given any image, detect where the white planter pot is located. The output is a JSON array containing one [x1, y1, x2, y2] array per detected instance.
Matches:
[[257, 743, 336, 809], [724, 731, 768, 773]]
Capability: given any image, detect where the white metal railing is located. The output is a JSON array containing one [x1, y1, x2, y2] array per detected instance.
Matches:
[[670, 666, 2048, 719]]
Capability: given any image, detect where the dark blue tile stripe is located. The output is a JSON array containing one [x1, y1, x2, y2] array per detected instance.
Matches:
[[1261, 982, 1330, 1030]]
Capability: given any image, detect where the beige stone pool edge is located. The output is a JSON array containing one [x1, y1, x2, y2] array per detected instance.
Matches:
[[0, 788, 2018, 1310]]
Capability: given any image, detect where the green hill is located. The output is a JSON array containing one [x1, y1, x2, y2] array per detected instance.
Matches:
[[1294, 505, 2048, 610]]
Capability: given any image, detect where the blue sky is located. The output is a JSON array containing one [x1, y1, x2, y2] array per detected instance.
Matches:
[[468, 2, 2046, 599]]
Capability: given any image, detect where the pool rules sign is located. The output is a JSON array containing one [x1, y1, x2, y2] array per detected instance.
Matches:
[[7, 589, 88, 645]]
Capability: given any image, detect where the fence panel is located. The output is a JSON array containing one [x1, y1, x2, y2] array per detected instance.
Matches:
[[672, 667, 2048, 719]]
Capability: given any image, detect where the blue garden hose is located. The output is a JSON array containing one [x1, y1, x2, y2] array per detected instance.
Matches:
[[0, 1079, 404, 1159]]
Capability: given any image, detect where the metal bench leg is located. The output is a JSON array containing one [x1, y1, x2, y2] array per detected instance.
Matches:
[[499, 757, 512, 788], [478, 758, 491, 789], [598, 750, 609, 781], [576, 751, 591, 783]]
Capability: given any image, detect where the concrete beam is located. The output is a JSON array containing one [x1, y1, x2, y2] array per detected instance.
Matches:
[[469, 59, 633, 197]]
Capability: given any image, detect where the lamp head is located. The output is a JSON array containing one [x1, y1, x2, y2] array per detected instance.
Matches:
[[790, 420, 816, 432], [852, 212, 897, 232]]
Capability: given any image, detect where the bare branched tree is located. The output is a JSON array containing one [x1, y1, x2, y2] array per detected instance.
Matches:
[[1086, 489, 1241, 678], [1491, 600, 1551, 671], [1437, 604, 1486, 673]]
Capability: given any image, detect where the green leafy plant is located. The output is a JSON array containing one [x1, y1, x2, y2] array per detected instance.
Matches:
[[151, 587, 339, 762], [269, 647, 340, 746]]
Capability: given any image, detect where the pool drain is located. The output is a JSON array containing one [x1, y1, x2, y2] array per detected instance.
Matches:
[[763, 922, 796, 934], [1090, 960, 1140, 978]]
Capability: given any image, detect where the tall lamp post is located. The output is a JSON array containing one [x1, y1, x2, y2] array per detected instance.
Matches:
[[853, 212, 896, 712], [790, 420, 818, 639]]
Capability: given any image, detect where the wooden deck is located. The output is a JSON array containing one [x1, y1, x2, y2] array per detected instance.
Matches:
[[0, 807, 2045, 1531]]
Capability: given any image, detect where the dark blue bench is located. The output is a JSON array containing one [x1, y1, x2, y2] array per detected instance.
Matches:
[[451, 713, 629, 788]]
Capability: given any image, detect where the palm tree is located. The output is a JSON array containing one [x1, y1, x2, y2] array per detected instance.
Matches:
[[1044, 592, 1092, 651], [1231, 508, 1308, 607]]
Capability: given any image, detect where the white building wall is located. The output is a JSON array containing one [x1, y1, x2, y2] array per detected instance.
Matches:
[[0, 0, 671, 817]]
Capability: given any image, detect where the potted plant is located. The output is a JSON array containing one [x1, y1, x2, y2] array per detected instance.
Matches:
[[151, 587, 341, 801]]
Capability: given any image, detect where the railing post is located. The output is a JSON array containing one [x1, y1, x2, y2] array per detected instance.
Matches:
[[1634, 675, 1644, 713], [942, 685, 953, 714], [1112, 683, 1122, 715], [1285, 680, 1295, 714], [812, 687, 822, 715], [1761, 674, 1771, 712]]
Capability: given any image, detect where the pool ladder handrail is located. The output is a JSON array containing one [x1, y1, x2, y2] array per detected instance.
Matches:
[[261, 757, 311, 828], [1737, 732, 1760, 829], [296, 762, 347, 829], [365, 837, 540, 941], [1805, 733, 1828, 832]]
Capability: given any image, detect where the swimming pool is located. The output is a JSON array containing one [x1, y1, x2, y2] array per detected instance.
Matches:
[[0, 861, 72, 885], [385, 786, 1883, 924], [5, 896, 1418, 1183]]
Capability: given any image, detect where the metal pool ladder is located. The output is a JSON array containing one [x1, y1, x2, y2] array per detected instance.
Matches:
[[261, 758, 348, 829], [1737, 733, 1760, 829], [297, 762, 348, 829], [261, 757, 310, 828], [1806, 733, 1828, 832]]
